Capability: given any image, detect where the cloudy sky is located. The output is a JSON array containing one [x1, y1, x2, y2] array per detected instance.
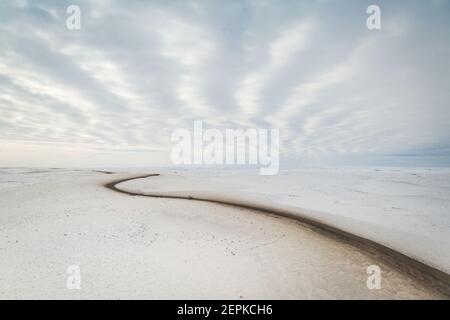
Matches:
[[1, 0, 449, 168]]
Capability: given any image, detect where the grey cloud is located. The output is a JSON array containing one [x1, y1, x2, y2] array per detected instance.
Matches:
[[0, 0, 449, 167]]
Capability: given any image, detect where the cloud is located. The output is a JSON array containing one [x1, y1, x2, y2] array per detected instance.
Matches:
[[0, 0, 449, 167], [235, 19, 315, 120]]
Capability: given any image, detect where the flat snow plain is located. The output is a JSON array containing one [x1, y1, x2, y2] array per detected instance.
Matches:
[[120, 167, 450, 275], [0, 167, 448, 299]]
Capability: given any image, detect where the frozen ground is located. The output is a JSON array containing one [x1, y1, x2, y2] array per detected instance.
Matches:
[[119, 167, 450, 275], [0, 168, 447, 299]]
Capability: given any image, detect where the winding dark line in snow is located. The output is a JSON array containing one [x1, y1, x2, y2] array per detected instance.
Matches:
[[104, 173, 450, 297]]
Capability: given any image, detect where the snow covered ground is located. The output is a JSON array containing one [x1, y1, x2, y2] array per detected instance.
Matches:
[[0, 167, 447, 299], [118, 167, 450, 275]]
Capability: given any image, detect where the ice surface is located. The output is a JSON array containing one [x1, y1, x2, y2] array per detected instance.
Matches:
[[118, 167, 450, 274], [0, 167, 447, 298]]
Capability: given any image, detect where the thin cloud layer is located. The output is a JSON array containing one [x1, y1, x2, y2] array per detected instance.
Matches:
[[0, 0, 449, 167]]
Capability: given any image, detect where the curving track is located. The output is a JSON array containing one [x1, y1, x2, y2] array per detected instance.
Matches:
[[106, 173, 450, 298]]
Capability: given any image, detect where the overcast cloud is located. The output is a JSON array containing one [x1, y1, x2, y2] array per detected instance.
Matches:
[[1, 0, 449, 167]]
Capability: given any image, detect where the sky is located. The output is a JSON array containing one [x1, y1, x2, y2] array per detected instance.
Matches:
[[0, 0, 450, 168]]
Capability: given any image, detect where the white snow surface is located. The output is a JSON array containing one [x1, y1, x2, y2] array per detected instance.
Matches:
[[0, 167, 448, 299], [118, 167, 450, 274]]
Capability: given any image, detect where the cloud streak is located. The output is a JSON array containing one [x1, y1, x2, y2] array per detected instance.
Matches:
[[0, 0, 449, 167]]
